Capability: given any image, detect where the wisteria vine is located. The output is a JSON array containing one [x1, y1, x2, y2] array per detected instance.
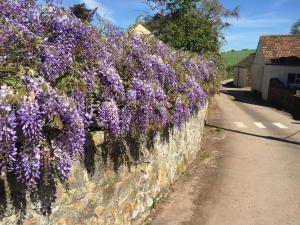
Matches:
[[0, 0, 216, 190]]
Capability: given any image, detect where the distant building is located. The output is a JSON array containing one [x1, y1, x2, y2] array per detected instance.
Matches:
[[130, 23, 152, 35], [251, 35, 300, 100], [233, 53, 255, 87]]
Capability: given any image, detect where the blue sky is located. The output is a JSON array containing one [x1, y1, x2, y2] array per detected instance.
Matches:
[[60, 0, 300, 52]]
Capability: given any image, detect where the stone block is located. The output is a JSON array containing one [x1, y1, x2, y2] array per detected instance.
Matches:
[[0, 103, 208, 225]]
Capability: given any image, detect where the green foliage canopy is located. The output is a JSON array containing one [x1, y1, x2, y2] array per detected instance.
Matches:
[[147, 12, 219, 54], [70, 3, 97, 23], [145, 0, 239, 54], [291, 18, 300, 35]]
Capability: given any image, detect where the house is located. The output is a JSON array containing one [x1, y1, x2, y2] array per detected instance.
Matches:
[[233, 53, 255, 87], [129, 23, 152, 35], [251, 35, 300, 100]]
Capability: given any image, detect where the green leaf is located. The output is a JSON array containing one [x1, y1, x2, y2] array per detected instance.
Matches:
[[42, 83, 49, 93]]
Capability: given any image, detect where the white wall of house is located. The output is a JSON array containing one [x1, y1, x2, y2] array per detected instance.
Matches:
[[261, 65, 300, 100], [234, 67, 248, 87], [253, 42, 264, 65], [251, 42, 264, 93], [132, 24, 151, 35]]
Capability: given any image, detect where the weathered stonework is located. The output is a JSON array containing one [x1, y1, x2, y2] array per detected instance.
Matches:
[[0, 103, 208, 225]]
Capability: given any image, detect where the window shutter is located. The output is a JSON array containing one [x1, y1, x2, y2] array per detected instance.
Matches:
[[288, 73, 296, 84]]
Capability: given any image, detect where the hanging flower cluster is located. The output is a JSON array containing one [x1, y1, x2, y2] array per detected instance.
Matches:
[[0, 0, 216, 190]]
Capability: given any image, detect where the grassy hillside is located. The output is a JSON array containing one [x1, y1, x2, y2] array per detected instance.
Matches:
[[222, 49, 256, 79], [223, 49, 256, 66]]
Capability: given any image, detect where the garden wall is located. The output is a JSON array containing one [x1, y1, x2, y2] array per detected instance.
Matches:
[[268, 78, 300, 113], [0, 103, 208, 225]]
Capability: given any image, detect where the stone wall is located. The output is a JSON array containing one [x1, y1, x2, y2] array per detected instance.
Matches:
[[0, 103, 208, 225], [268, 78, 300, 113]]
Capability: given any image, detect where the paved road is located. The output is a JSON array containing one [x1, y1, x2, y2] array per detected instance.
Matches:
[[151, 83, 300, 225], [203, 85, 300, 225]]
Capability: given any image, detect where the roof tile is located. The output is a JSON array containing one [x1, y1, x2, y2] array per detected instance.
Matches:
[[259, 35, 300, 64]]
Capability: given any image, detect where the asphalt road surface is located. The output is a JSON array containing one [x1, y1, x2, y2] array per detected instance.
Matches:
[[151, 83, 300, 225], [204, 84, 300, 225]]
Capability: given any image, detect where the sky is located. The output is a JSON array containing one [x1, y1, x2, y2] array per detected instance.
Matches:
[[60, 0, 300, 52]]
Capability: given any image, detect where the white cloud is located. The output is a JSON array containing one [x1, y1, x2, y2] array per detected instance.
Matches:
[[225, 32, 255, 41], [81, 0, 114, 22], [226, 14, 292, 29], [222, 0, 295, 51]]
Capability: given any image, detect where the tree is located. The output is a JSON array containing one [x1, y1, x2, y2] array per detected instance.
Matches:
[[145, 0, 239, 54], [145, 0, 239, 30], [291, 18, 300, 35], [197, 0, 239, 32], [70, 3, 97, 23], [147, 12, 219, 53], [146, 0, 199, 15]]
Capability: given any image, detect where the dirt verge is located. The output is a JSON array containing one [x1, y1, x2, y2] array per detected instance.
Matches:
[[145, 98, 226, 225]]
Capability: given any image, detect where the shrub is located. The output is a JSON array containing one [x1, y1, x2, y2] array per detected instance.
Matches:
[[0, 0, 216, 190]]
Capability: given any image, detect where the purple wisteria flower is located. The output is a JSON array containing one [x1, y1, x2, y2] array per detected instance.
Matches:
[[98, 99, 121, 138], [0, 0, 215, 190]]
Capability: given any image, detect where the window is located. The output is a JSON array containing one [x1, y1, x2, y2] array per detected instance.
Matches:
[[288, 73, 300, 84]]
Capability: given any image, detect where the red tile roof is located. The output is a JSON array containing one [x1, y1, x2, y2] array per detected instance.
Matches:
[[259, 35, 300, 64]]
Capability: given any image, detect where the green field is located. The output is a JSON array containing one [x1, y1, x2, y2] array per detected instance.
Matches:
[[222, 49, 256, 79], [223, 49, 256, 67]]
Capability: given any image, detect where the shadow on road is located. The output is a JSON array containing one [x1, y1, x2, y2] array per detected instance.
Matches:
[[206, 124, 300, 146], [221, 82, 300, 121], [222, 81, 235, 88], [284, 130, 300, 139]]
